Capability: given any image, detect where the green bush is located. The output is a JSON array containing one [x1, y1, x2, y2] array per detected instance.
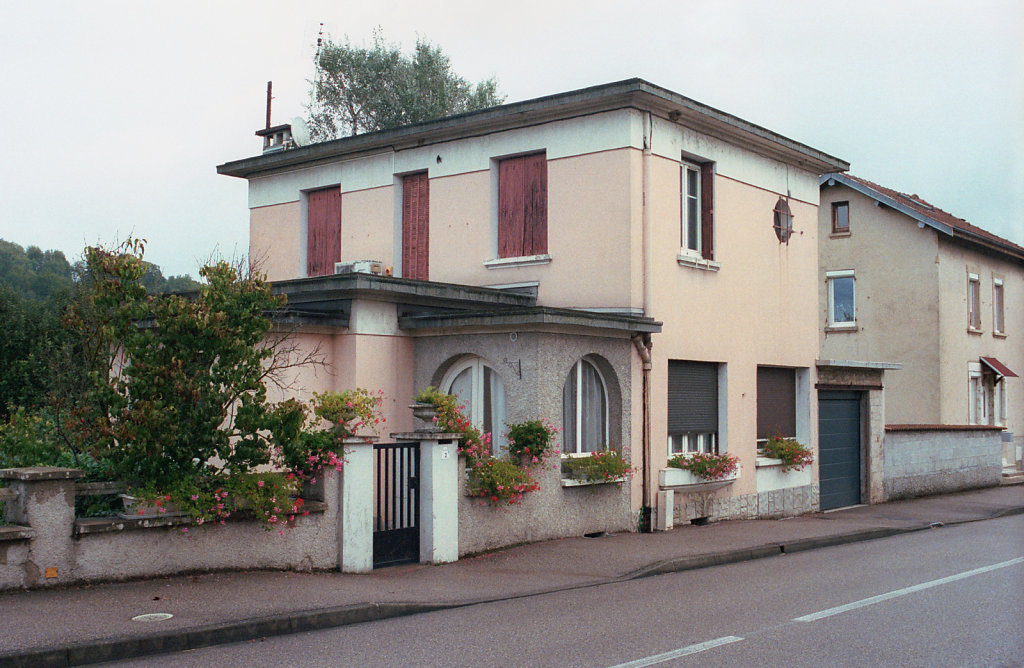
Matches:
[[562, 449, 632, 484], [506, 419, 558, 463], [762, 436, 814, 471]]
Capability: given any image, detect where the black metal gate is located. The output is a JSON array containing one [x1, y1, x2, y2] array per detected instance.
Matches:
[[373, 442, 419, 568]]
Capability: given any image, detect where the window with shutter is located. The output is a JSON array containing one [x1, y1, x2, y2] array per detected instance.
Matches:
[[307, 187, 342, 277], [757, 366, 796, 441], [498, 153, 547, 258], [667, 360, 720, 454], [401, 172, 429, 280]]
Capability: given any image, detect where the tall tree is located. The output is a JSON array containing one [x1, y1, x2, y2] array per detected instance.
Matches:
[[308, 30, 505, 141]]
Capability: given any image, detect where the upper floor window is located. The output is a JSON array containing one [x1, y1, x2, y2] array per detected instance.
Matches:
[[562, 358, 608, 454], [993, 278, 1005, 334], [826, 270, 856, 328], [968, 273, 981, 331], [831, 201, 850, 234], [443, 357, 508, 456], [498, 153, 547, 259], [667, 360, 721, 455], [307, 186, 342, 277], [680, 160, 715, 261], [401, 172, 429, 280]]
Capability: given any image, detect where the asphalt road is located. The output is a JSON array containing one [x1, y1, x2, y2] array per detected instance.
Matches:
[[107, 514, 1024, 667]]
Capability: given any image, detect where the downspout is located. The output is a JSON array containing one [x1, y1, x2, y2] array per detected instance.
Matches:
[[638, 110, 654, 532]]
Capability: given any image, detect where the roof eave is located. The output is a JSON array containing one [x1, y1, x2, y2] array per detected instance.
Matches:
[[218, 78, 848, 179]]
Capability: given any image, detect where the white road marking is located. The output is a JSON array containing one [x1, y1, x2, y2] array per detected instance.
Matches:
[[608, 635, 744, 668], [794, 556, 1024, 622]]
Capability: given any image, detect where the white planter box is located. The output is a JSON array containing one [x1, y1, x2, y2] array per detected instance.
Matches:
[[658, 465, 740, 490], [755, 457, 812, 492], [560, 476, 626, 487]]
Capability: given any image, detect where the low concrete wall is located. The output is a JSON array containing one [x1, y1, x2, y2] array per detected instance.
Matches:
[[0, 467, 342, 590], [883, 426, 1003, 500], [457, 456, 633, 555]]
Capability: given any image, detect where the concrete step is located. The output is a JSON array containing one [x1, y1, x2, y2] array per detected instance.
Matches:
[[1000, 470, 1024, 485]]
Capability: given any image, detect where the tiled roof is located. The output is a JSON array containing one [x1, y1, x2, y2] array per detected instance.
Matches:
[[824, 173, 1024, 261]]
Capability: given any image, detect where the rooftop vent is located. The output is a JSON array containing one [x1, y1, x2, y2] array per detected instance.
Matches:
[[335, 260, 384, 276]]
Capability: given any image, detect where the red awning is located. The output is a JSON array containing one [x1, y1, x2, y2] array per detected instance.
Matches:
[[980, 357, 1018, 378]]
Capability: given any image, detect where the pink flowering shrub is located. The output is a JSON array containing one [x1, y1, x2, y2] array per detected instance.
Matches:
[[506, 419, 560, 464], [667, 451, 739, 481], [761, 436, 813, 471], [562, 448, 633, 485]]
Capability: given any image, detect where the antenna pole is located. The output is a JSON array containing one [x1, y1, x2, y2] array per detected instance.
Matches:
[[266, 81, 273, 129]]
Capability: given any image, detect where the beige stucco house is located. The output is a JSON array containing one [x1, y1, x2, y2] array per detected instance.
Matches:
[[819, 173, 1023, 490], [218, 79, 848, 552]]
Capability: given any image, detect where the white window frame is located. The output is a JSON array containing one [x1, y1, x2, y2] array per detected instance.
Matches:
[[562, 357, 609, 456], [968, 273, 981, 331], [993, 278, 1005, 334], [668, 432, 717, 455], [968, 362, 987, 425], [826, 270, 856, 328], [441, 356, 508, 456], [681, 161, 701, 256]]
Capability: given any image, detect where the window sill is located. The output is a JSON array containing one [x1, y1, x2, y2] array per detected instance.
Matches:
[[676, 254, 720, 272], [993, 331, 1007, 339], [825, 324, 857, 333], [967, 327, 983, 336], [830, 231, 851, 238], [755, 456, 784, 468], [659, 466, 740, 489], [484, 254, 551, 269]]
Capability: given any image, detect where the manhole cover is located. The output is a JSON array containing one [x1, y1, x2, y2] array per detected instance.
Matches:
[[131, 613, 174, 622]]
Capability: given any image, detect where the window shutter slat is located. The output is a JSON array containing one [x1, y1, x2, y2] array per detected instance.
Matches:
[[667, 361, 718, 434], [756, 367, 796, 439], [307, 187, 341, 276], [700, 163, 714, 260], [402, 172, 429, 280]]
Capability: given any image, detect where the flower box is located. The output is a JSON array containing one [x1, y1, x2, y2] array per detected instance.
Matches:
[[560, 476, 627, 488], [118, 494, 185, 520], [658, 465, 741, 490]]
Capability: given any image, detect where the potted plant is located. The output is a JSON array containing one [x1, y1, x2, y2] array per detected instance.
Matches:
[[760, 436, 814, 471], [662, 451, 741, 487], [562, 448, 632, 486], [506, 419, 559, 464]]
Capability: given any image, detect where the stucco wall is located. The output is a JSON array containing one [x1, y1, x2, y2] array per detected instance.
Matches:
[[883, 428, 1003, 499], [934, 239, 1024, 436], [818, 184, 941, 424], [412, 330, 636, 552], [647, 166, 821, 500], [251, 201, 302, 282]]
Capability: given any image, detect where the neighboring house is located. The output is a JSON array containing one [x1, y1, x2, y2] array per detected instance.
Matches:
[[818, 173, 1024, 493], [218, 79, 848, 553]]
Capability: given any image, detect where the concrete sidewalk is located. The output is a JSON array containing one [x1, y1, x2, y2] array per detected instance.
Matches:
[[2, 485, 1021, 667]]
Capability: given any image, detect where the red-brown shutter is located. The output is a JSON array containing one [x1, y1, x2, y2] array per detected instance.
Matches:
[[700, 162, 714, 260], [402, 172, 430, 280], [307, 187, 341, 277], [498, 153, 547, 258]]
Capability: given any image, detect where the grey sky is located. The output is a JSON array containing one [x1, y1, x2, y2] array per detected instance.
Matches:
[[1, 0, 1021, 277]]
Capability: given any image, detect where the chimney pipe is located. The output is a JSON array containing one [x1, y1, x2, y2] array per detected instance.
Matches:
[[266, 81, 273, 129]]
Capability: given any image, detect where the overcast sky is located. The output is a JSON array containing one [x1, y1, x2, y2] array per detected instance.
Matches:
[[1, 0, 1021, 277]]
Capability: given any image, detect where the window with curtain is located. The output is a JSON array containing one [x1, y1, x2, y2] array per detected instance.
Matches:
[[443, 357, 507, 455], [562, 358, 608, 454]]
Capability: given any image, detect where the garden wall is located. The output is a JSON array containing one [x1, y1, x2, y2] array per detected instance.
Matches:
[[882, 426, 1003, 500]]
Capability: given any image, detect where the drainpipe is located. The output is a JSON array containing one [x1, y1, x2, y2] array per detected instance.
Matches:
[[632, 333, 653, 531], [638, 110, 654, 532]]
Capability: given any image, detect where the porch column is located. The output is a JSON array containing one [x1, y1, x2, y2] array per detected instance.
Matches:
[[339, 437, 374, 573]]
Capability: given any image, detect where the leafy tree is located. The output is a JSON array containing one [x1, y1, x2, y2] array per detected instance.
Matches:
[[308, 30, 505, 140]]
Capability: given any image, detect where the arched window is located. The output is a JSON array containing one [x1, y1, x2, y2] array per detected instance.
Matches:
[[562, 357, 608, 454], [442, 357, 508, 456]]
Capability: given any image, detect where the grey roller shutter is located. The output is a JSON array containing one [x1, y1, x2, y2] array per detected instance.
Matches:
[[667, 361, 718, 434]]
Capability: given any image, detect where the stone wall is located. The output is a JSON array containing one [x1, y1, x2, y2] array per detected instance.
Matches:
[[883, 427, 1003, 500], [670, 484, 818, 525]]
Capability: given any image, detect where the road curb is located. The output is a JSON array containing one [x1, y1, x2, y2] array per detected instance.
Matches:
[[3, 506, 1022, 667]]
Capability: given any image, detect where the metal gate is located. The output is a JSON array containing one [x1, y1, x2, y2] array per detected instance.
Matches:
[[373, 442, 419, 568], [818, 390, 862, 511]]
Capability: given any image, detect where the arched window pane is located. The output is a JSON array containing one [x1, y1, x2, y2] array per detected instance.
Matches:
[[443, 358, 507, 457], [449, 367, 473, 419], [562, 364, 578, 453], [563, 358, 608, 454]]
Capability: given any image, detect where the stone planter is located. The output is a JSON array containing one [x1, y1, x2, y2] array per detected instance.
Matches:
[[409, 403, 440, 432], [560, 476, 627, 487], [659, 465, 741, 490], [755, 457, 812, 492]]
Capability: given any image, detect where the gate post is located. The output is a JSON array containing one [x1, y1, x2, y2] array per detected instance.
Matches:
[[393, 431, 462, 564], [339, 437, 374, 573]]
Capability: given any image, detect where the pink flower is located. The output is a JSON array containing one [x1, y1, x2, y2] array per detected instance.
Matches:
[[257, 480, 265, 488]]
